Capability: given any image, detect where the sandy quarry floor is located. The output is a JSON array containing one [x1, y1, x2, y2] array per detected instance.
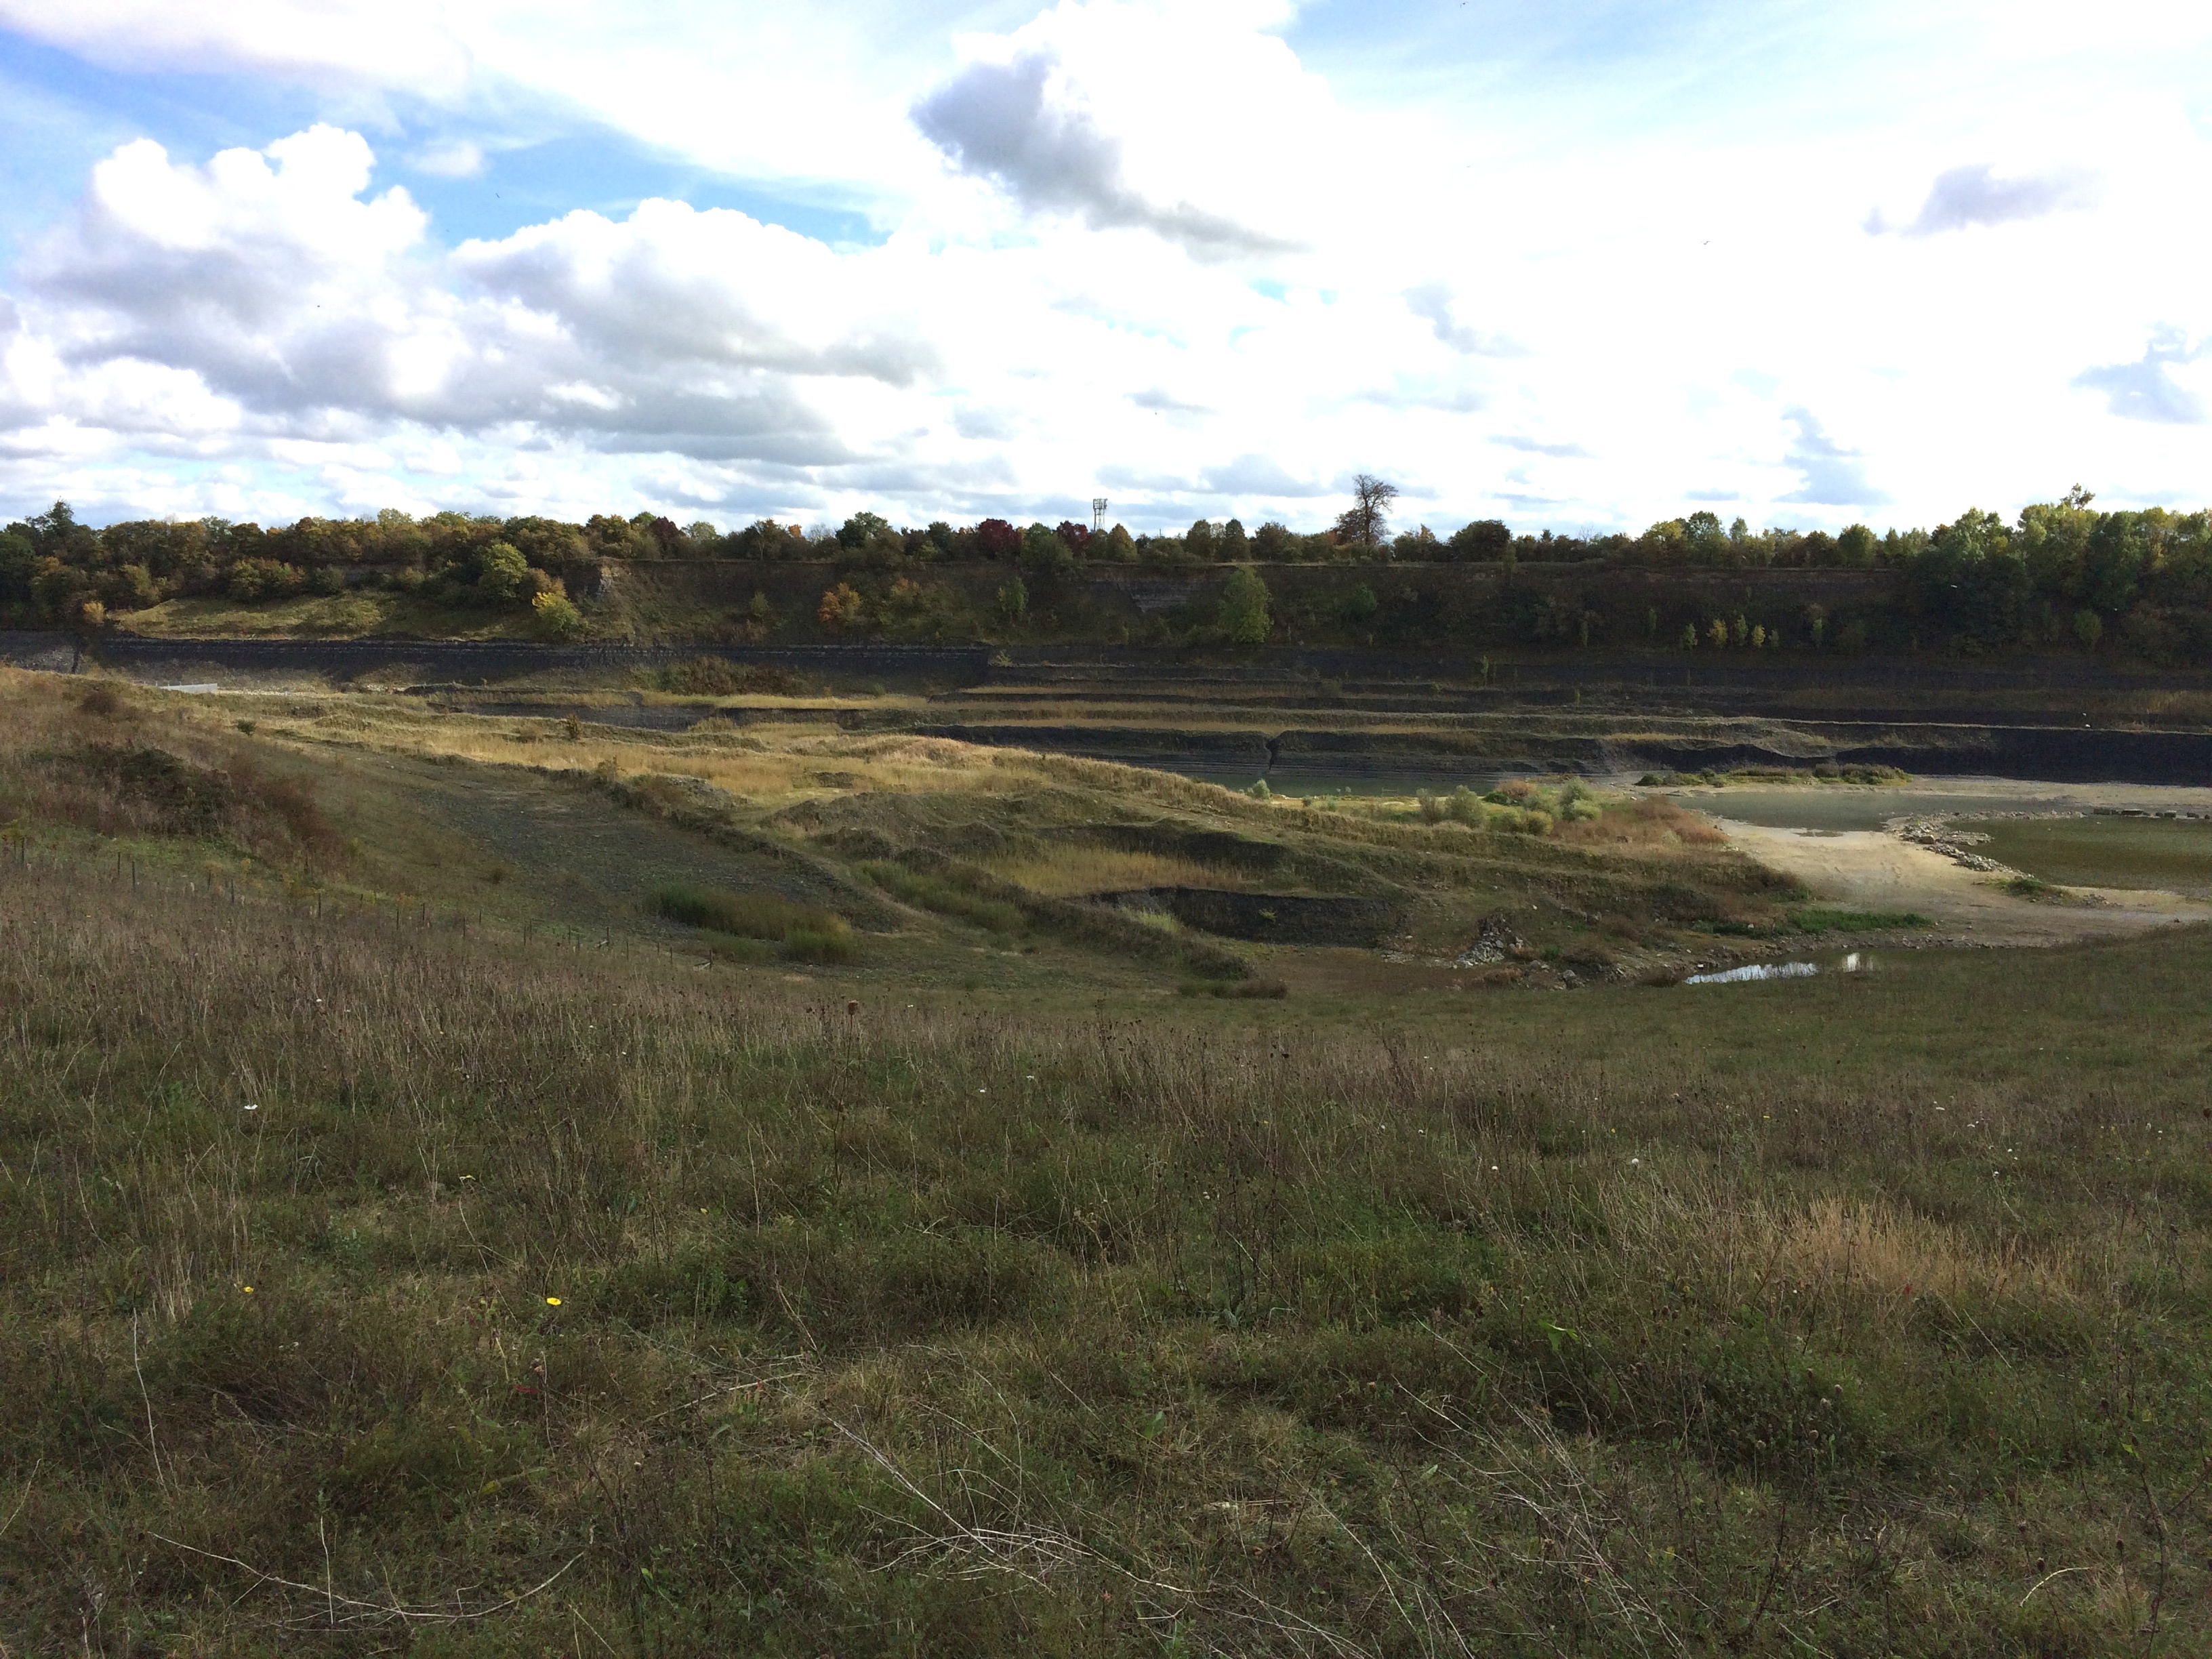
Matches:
[[1718, 819, 2210, 945], [1666, 774, 2212, 946], [1629, 776, 2212, 947]]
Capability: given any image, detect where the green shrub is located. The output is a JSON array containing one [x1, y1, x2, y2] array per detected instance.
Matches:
[[1218, 564, 1271, 646], [225, 558, 304, 603], [1483, 777, 1604, 831], [531, 590, 583, 639], [1181, 975, 1288, 998], [861, 861, 1023, 933], [474, 541, 530, 603], [783, 924, 859, 964], [651, 883, 854, 964], [1789, 906, 1931, 933]]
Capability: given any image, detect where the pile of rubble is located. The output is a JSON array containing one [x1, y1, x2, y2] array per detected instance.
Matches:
[[1898, 819, 2005, 872], [1453, 916, 1528, 966]]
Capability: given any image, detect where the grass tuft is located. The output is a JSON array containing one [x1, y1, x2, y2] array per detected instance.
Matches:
[[860, 859, 1024, 933], [1788, 905, 1933, 932], [650, 882, 858, 960], [654, 656, 808, 697]]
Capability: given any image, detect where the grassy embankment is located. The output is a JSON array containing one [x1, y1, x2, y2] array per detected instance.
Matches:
[[109, 680, 1806, 981], [3, 673, 2211, 1654], [114, 589, 541, 641]]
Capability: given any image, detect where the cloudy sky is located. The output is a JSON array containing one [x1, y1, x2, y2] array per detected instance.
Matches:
[[1, 1, 2208, 535]]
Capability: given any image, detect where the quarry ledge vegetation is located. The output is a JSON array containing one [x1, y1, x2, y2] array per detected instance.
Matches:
[[3, 674, 2212, 1654], [12, 484, 2212, 665]]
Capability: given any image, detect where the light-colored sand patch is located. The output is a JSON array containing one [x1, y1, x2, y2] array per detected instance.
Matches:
[[1719, 817, 2212, 945]]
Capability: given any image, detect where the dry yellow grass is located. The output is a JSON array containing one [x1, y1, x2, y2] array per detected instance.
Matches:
[[981, 845, 1252, 896], [232, 698, 1030, 808], [1554, 795, 1729, 847], [1755, 1195, 2083, 1307], [1574, 1176, 2092, 1332]]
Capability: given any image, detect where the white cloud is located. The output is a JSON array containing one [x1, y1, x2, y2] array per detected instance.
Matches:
[[1128, 387, 1212, 415], [1, 1, 2211, 531], [410, 139, 487, 180], [950, 403, 1021, 441], [914, 47, 1296, 259], [1492, 435, 1589, 459], [1865, 161, 2100, 237], [0, 0, 475, 94], [2073, 327, 2208, 425], [1198, 454, 1329, 497], [1777, 407, 1888, 506], [2, 127, 931, 483], [1401, 284, 1522, 357], [457, 203, 941, 387]]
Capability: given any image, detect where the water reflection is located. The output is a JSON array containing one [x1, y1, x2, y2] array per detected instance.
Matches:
[[1663, 785, 2082, 832], [1685, 952, 1866, 985]]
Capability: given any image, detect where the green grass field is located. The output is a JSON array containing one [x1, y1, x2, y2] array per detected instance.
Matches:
[[4, 670, 2211, 1656]]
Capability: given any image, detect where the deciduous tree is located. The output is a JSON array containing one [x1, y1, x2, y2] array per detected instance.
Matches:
[[1334, 474, 1398, 550], [1220, 565, 1271, 646]]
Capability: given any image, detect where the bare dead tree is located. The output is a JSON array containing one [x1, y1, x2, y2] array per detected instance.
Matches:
[[1336, 474, 1399, 549]]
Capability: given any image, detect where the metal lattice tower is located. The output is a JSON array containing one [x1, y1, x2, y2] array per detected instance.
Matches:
[[1092, 497, 1108, 533]]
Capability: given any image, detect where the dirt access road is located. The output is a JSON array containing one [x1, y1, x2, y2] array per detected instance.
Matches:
[[1687, 779, 2212, 945]]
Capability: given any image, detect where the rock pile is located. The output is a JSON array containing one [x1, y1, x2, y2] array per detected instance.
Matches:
[[1454, 916, 1528, 966], [1898, 819, 2006, 872]]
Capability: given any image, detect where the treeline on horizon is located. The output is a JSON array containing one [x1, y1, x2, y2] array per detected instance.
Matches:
[[5, 488, 2212, 659]]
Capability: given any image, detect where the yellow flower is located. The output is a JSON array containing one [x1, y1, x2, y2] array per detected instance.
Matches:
[[243, 1286, 254, 1294], [545, 1296, 562, 1307]]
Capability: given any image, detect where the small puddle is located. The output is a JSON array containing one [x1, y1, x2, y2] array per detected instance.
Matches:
[[1685, 953, 1868, 985]]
